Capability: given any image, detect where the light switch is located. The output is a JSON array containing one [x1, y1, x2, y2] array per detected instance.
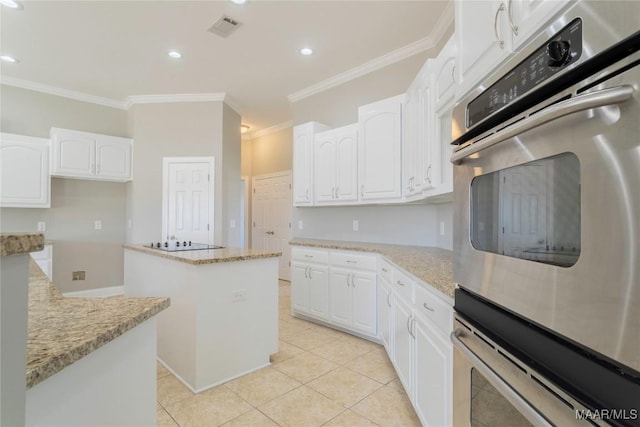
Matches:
[[94, 220, 102, 230], [230, 219, 236, 229], [353, 220, 359, 232]]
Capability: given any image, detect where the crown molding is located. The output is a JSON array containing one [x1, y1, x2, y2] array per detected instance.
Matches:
[[249, 120, 293, 139], [1, 76, 128, 110], [222, 94, 244, 116], [126, 92, 227, 108], [288, 2, 454, 104]]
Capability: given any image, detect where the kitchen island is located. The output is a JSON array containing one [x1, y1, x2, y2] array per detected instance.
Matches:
[[123, 244, 281, 392]]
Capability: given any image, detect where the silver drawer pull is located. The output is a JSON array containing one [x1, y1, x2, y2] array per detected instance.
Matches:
[[346, 260, 357, 264], [423, 302, 435, 312], [382, 268, 388, 272], [396, 280, 405, 287], [304, 255, 313, 258]]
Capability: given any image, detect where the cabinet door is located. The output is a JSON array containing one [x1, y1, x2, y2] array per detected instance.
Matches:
[[418, 70, 436, 192], [379, 278, 393, 358], [512, 0, 572, 49], [314, 133, 336, 204], [51, 129, 96, 177], [403, 86, 421, 197], [334, 126, 358, 202], [293, 125, 314, 205], [393, 296, 413, 395], [414, 316, 452, 427], [351, 271, 377, 336], [308, 265, 329, 320], [455, 0, 511, 99], [96, 137, 131, 181], [291, 262, 309, 313], [358, 96, 403, 201], [329, 268, 351, 328], [0, 134, 50, 208]]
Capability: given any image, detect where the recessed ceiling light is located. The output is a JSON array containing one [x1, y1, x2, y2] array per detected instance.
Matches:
[[1, 0, 23, 9], [168, 50, 182, 59], [0, 55, 18, 63], [300, 47, 313, 56], [230, 0, 246, 4], [240, 125, 250, 134]]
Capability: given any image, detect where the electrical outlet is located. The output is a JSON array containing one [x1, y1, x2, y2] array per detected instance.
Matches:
[[232, 289, 248, 302], [353, 220, 359, 232], [128, 219, 132, 229], [37, 222, 46, 232], [230, 219, 236, 229], [94, 220, 102, 230], [298, 220, 304, 230], [440, 221, 445, 236], [72, 271, 86, 281]]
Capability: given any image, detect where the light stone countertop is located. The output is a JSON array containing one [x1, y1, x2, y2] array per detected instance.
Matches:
[[290, 238, 454, 299], [1, 233, 44, 256], [123, 244, 281, 265], [27, 261, 169, 389]]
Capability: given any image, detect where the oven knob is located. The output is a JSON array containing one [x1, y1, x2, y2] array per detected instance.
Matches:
[[547, 40, 571, 67]]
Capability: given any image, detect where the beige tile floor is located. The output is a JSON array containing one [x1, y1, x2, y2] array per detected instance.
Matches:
[[156, 281, 421, 427]]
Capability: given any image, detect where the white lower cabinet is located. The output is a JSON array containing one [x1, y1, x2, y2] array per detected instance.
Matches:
[[291, 248, 330, 320], [292, 246, 453, 425], [393, 294, 414, 393], [378, 274, 393, 356], [414, 313, 452, 427]]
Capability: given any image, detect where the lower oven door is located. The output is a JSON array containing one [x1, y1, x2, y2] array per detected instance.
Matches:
[[452, 317, 592, 427], [452, 57, 640, 373]]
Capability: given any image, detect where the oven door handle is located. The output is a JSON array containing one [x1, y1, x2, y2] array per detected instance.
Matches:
[[451, 328, 553, 427], [451, 84, 635, 164]]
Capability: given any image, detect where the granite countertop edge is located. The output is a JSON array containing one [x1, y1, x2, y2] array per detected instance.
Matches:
[[1, 233, 45, 256], [123, 244, 282, 265], [27, 296, 169, 389], [290, 238, 454, 299]]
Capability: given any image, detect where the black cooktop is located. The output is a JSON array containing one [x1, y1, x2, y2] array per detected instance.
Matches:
[[146, 241, 224, 252]]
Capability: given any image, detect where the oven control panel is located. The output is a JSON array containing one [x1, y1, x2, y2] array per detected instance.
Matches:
[[467, 18, 583, 128]]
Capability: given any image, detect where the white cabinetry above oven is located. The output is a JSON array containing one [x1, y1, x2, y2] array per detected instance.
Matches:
[[50, 128, 132, 182], [455, 0, 573, 99]]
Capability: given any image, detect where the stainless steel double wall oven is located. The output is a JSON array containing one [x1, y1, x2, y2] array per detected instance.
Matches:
[[450, 1, 640, 425]]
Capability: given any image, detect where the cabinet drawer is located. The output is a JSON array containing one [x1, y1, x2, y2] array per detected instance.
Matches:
[[414, 284, 452, 335], [379, 259, 393, 283], [393, 268, 414, 304], [291, 248, 329, 263], [330, 251, 377, 271]]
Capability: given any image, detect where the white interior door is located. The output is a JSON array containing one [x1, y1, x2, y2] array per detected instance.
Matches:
[[252, 172, 292, 281], [163, 157, 214, 244], [499, 165, 548, 256]]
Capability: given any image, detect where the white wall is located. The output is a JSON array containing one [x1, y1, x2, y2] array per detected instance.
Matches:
[[127, 101, 241, 246]]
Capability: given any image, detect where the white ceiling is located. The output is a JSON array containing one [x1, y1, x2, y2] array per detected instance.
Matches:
[[1, 1, 451, 134]]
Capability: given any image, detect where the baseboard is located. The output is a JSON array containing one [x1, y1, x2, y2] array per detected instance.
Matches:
[[157, 357, 271, 394], [63, 285, 124, 298]]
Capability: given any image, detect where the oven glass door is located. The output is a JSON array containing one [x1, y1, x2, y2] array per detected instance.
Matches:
[[470, 152, 580, 267]]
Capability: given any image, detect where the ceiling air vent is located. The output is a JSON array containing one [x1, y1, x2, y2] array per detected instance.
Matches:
[[208, 15, 242, 38]]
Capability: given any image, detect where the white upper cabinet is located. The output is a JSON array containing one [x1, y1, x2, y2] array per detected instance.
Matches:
[[403, 82, 423, 198], [314, 124, 358, 205], [0, 133, 50, 208], [358, 95, 404, 201], [456, 0, 572, 100], [50, 128, 132, 182], [425, 35, 457, 198], [293, 122, 329, 206]]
